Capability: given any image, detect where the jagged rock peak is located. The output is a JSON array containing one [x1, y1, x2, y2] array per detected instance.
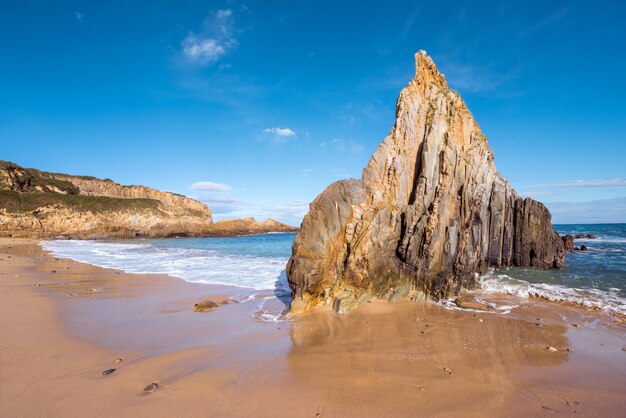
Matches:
[[286, 51, 564, 313]]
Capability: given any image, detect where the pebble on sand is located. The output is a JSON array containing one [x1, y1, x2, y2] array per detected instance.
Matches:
[[143, 383, 159, 394], [102, 368, 116, 376], [193, 300, 219, 312], [113, 358, 122, 364], [547, 346, 558, 352]]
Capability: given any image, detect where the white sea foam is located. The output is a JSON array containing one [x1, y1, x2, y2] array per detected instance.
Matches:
[[477, 270, 626, 316], [41, 240, 287, 291]]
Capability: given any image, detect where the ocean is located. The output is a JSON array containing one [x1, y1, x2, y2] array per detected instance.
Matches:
[[41, 224, 626, 316]]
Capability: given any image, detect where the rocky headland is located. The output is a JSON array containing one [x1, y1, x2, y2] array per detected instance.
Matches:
[[287, 51, 564, 313], [0, 161, 297, 238]]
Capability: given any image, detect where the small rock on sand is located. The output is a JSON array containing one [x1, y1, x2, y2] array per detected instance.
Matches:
[[102, 368, 116, 376], [547, 346, 558, 352], [143, 383, 159, 394], [113, 358, 122, 364], [454, 294, 493, 311], [193, 300, 219, 312]]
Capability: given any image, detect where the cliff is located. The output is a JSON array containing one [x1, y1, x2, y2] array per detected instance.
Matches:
[[287, 51, 564, 313], [0, 161, 296, 238], [205, 217, 299, 236]]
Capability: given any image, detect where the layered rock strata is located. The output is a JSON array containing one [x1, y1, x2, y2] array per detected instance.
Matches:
[[0, 161, 297, 238], [287, 51, 564, 312]]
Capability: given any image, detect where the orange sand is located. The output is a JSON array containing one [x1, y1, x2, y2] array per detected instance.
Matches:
[[1, 238, 625, 417]]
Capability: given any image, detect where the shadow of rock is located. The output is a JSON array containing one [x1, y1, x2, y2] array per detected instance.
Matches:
[[273, 270, 291, 309]]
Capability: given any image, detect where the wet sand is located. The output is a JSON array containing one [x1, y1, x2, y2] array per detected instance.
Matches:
[[1, 238, 625, 417]]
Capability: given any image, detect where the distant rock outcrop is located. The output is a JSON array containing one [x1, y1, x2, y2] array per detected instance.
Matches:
[[0, 161, 297, 239], [561, 235, 575, 252], [287, 51, 564, 313], [205, 217, 299, 236]]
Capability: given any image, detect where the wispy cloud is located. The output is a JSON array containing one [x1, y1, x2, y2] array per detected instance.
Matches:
[[437, 59, 519, 93], [519, 191, 560, 198], [546, 197, 626, 224], [320, 138, 365, 153], [181, 9, 237, 65], [301, 168, 313, 176], [528, 178, 626, 189], [518, 7, 570, 38], [189, 181, 233, 192], [195, 193, 309, 225], [331, 168, 351, 179], [264, 127, 296, 137], [74, 11, 83, 22]]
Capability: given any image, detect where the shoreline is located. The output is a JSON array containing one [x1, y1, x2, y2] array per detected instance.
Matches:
[[1, 238, 625, 417]]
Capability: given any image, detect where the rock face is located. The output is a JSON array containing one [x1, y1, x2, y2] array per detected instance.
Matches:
[[561, 235, 575, 252], [0, 161, 297, 239], [205, 217, 299, 236], [287, 51, 564, 312]]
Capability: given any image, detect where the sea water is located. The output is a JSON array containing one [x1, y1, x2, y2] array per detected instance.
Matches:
[[41, 224, 626, 316], [479, 224, 626, 315]]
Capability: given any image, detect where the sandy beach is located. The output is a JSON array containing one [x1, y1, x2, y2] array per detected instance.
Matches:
[[1, 238, 625, 417]]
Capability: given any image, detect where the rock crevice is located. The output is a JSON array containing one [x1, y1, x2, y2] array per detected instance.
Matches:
[[287, 51, 564, 312]]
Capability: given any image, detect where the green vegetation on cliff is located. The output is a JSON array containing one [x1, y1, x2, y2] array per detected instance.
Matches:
[[0, 190, 160, 214]]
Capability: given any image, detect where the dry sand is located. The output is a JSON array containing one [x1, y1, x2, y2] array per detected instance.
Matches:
[[1, 238, 625, 417]]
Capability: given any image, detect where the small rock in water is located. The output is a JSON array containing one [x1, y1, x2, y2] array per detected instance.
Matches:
[[579, 245, 588, 251], [113, 358, 122, 364], [193, 300, 219, 312], [547, 346, 558, 352], [102, 368, 116, 376], [143, 382, 159, 394], [571, 323, 580, 328]]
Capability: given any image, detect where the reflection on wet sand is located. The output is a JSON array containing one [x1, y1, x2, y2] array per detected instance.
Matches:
[[287, 300, 570, 415]]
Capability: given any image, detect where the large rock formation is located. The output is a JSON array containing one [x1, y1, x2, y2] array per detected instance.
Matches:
[[0, 161, 297, 238], [287, 51, 564, 312]]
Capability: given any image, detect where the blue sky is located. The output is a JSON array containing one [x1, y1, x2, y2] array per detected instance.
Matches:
[[2, 1, 625, 225]]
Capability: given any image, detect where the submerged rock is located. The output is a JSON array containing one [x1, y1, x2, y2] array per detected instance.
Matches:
[[287, 51, 564, 312]]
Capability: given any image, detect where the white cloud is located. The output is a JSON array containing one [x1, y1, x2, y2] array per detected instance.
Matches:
[[189, 181, 233, 192], [301, 169, 313, 176], [181, 9, 237, 65], [75, 11, 83, 21], [182, 37, 226, 63], [528, 178, 626, 188], [264, 127, 296, 137], [546, 197, 626, 224]]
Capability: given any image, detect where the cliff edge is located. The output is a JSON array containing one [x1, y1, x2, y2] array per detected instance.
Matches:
[[286, 51, 564, 313], [0, 161, 296, 238]]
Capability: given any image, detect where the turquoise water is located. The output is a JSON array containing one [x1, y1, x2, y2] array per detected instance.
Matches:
[[479, 224, 626, 314], [41, 224, 626, 315]]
